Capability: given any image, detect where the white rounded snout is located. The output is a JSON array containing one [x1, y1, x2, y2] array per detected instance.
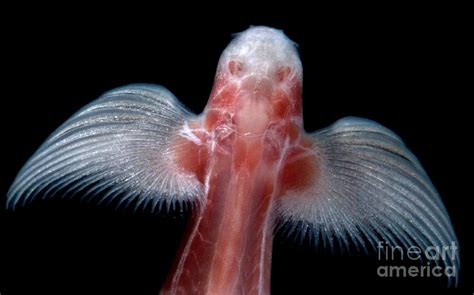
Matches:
[[218, 26, 303, 85]]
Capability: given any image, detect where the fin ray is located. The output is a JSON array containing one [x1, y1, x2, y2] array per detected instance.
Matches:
[[7, 84, 204, 211], [278, 117, 459, 286]]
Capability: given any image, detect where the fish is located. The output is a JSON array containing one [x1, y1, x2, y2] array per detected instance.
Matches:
[[7, 26, 459, 294]]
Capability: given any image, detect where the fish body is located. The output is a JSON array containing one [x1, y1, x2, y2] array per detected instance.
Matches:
[[7, 26, 459, 294], [162, 27, 313, 294]]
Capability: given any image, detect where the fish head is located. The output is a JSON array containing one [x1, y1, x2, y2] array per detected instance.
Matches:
[[218, 26, 302, 94], [206, 26, 304, 136]]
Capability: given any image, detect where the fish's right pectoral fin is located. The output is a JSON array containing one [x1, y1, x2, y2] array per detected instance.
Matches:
[[7, 84, 206, 212], [277, 117, 459, 287]]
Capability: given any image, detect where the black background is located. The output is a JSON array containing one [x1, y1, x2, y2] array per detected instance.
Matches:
[[1, 6, 470, 295]]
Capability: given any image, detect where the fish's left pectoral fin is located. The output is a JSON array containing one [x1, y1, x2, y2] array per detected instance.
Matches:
[[7, 84, 205, 212], [277, 117, 459, 286]]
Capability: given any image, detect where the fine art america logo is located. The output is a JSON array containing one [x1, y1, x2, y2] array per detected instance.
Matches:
[[376, 241, 458, 279]]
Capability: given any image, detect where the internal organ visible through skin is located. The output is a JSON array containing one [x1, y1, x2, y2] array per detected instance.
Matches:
[[5, 25, 459, 293], [162, 27, 316, 294]]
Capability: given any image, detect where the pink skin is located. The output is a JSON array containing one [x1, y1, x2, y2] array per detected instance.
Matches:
[[161, 27, 318, 295]]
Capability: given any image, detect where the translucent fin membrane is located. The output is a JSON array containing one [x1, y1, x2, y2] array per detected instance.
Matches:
[[7, 84, 204, 211], [278, 117, 459, 286]]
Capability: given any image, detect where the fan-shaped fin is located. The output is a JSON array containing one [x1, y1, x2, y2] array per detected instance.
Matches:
[[7, 84, 204, 211], [277, 117, 459, 286]]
